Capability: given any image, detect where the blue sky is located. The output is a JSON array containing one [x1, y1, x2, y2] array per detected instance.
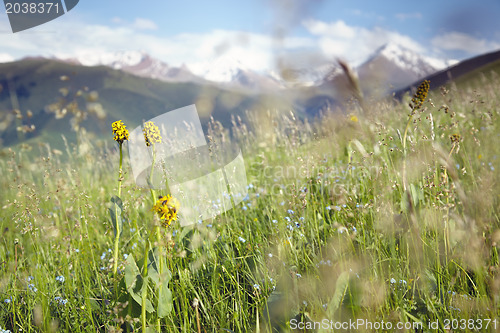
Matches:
[[0, 0, 499, 73]]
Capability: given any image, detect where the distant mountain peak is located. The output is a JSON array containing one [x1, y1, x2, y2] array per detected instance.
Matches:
[[191, 56, 250, 83], [72, 50, 147, 68], [356, 42, 444, 91]]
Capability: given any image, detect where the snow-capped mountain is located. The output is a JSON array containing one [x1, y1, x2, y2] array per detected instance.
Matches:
[[63, 51, 201, 83], [53, 44, 454, 93], [278, 63, 339, 87], [356, 43, 453, 92], [68, 50, 146, 68], [188, 56, 284, 92]]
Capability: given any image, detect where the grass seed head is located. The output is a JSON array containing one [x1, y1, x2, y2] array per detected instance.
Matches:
[[409, 80, 430, 111]]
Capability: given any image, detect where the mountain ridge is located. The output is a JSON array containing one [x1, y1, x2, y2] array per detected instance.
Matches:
[[10, 43, 454, 94]]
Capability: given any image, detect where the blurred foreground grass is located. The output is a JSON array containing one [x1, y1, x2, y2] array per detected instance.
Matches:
[[0, 73, 499, 332]]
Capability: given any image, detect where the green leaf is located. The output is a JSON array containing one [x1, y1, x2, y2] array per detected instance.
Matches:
[[123, 254, 154, 313], [145, 248, 173, 318], [109, 195, 124, 237], [326, 271, 349, 318], [146, 249, 160, 286], [157, 284, 173, 318]]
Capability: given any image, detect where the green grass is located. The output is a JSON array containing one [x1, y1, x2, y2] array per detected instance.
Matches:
[[0, 71, 500, 333]]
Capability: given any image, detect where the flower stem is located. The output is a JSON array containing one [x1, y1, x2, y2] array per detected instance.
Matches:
[[141, 238, 150, 332], [156, 225, 162, 332], [402, 113, 413, 191], [112, 143, 123, 278], [149, 145, 157, 202]]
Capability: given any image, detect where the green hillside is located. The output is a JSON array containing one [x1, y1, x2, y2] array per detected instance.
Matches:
[[0, 59, 288, 149]]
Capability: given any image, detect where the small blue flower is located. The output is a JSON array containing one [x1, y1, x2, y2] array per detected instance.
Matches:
[[238, 236, 246, 243], [285, 216, 291, 222], [55, 275, 65, 283], [326, 206, 331, 211], [272, 219, 277, 224], [242, 205, 248, 211], [287, 209, 294, 215], [74, 248, 80, 253], [123, 254, 129, 260], [28, 283, 37, 292], [280, 201, 285, 206], [296, 273, 302, 278], [100, 252, 106, 260], [0, 326, 12, 333], [54, 296, 68, 306], [253, 283, 260, 290], [390, 278, 396, 284], [299, 217, 305, 221], [334, 206, 341, 211], [26, 276, 34, 282], [4, 297, 12, 304], [268, 253, 273, 258], [207, 224, 212, 228]]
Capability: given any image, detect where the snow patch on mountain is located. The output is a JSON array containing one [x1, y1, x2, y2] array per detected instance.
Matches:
[[189, 56, 251, 83], [73, 50, 146, 68]]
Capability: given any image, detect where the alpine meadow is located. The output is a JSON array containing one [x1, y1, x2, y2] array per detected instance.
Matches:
[[0, 59, 500, 333]]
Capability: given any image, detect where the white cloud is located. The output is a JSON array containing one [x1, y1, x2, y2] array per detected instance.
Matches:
[[132, 18, 158, 31], [304, 20, 356, 39], [0, 18, 314, 73], [431, 32, 500, 54], [303, 19, 425, 65], [0, 53, 14, 62]]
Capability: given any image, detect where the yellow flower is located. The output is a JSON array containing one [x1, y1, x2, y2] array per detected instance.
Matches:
[[409, 80, 430, 111], [112, 120, 129, 144], [143, 121, 162, 146], [350, 115, 358, 122], [152, 195, 180, 227]]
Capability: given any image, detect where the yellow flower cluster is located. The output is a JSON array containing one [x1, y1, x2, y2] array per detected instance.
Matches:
[[112, 120, 129, 144], [143, 121, 162, 146], [152, 195, 180, 227], [409, 80, 430, 111]]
